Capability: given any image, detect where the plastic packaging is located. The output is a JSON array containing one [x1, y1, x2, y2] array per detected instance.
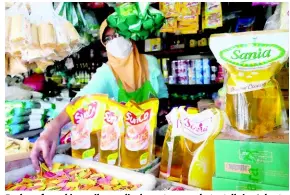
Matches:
[[66, 94, 108, 160], [210, 30, 289, 137], [121, 99, 159, 169], [180, 108, 224, 189], [159, 107, 185, 182], [235, 17, 256, 32], [100, 99, 127, 166], [204, 3, 223, 29]]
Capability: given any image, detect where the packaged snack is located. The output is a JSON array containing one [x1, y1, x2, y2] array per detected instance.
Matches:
[[160, 2, 180, 18], [121, 99, 159, 169], [204, 3, 223, 29], [179, 3, 200, 18], [160, 18, 177, 33], [159, 107, 185, 182], [180, 108, 224, 189], [210, 30, 289, 137], [100, 99, 127, 166], [66, 94, 108, 160], [235, 17, 256, 32]]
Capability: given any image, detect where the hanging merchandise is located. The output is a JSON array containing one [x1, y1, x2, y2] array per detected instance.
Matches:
[[204, 3, 223, 29], [107, 2, 165, 41], [5, 2, 84, 74], [160, 2, 201, 34], [66, 94, 108, 160], [252, 2, 279, 6], [55, 2, 99, 45], [210, 30, 289, 137], [235, 17, 256, 32], [265, 2, 289, 30]]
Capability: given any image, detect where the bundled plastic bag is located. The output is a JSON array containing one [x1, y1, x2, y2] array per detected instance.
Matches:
[[6, 3, 32, 57]]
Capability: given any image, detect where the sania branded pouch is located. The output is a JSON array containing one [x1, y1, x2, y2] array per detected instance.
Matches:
[[66, 94, 108, 160], [210, 30, 289, 137]]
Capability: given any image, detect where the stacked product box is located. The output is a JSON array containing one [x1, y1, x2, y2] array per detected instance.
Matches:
[[213, 131, 289, 191], [168, 58, 222, 85]]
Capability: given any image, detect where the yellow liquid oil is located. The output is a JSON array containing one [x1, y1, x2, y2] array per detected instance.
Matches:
[[181, 139, 203, 185], [160, 127, 184, 182], [226, 84, 281, 137], [71, 131, 100, 160], [120, 135, 151, 169]]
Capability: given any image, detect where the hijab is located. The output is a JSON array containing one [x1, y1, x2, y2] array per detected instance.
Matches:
[[99, 20, 149, 92]]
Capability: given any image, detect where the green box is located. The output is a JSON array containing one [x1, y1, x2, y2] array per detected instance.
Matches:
[[214, 132, 289, 187], [212, 176, 289, 190]]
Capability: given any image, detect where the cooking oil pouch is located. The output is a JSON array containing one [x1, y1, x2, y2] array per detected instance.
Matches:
[[179, 108, 224, 190], [121, 99, 159, 169], [100, 99, 127, 166], [210, 30, 289, 137], [66, 94, 108, 160], [159, 107, 184, 182]]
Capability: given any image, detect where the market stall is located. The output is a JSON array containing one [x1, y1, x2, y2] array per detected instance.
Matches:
[[5, 2, 289, 192]]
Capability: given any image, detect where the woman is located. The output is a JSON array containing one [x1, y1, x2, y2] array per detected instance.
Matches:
[[30, 20, 169, 171]]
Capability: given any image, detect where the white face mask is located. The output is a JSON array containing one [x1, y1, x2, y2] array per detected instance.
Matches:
[[106, 37, 133, 58]]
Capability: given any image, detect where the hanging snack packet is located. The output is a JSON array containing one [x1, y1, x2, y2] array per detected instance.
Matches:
[[66, 94, 108, 160], [100, 99, 127, 166], [205, 2, 223, 29], [160, 2, 180, 18], [210, 30, 289, 137], [121, 99, 159, 169], [180, 108, 224, 190], [160, 18, 177, 33], [179, 2, 200, 20], [159, 107, 184, 182]]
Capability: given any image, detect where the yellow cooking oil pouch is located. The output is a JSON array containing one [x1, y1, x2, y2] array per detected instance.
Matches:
[[66, 94, 108, 160], [121, 99, 159, 169], [100, 99, 127, 166], [210, 30, 289, 137], [179, 108, 224, 190]]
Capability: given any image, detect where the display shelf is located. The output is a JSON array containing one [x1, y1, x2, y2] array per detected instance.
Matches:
[[141, 46, 212, 58], [166, 83, 223, 93]]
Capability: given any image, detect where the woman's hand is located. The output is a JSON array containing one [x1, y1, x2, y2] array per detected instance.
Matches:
[[30, 121, 60, 172]]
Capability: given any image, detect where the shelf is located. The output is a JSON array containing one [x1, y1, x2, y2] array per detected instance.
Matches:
[[166, 83, 223, 93], [142, 46, 212, 58]]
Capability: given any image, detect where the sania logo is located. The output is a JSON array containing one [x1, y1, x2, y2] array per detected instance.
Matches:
[[73, 102, 97, 124], [104, 110, 118, 125], [220, 43, 285, 67], [126, 110, 151, 125]]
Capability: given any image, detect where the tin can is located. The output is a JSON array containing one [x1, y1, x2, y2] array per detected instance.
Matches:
[[169, 76, 176, 84]]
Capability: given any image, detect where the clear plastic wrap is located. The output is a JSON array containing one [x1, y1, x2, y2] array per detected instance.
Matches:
[[9, 56, 28, 75], [6, 3, 32, 57], [264, 2, 289, 30]]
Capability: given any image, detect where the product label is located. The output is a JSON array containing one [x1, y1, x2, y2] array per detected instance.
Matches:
[[73, 102, 98, 124], [224, 162, 251, 174], [125, 110, 151, 151], [220, 43, 285, 68], [107, 152, 118, 165], [71, 101, 99, 150], [100, 110, 119, 151], [82, 148, 96, 160], [239, 149, 273, 163], [180, 109, 215, 143]]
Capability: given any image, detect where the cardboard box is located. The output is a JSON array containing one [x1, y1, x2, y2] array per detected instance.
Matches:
[[214, 132, 289, 187], [212, 176, 289, 190]]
